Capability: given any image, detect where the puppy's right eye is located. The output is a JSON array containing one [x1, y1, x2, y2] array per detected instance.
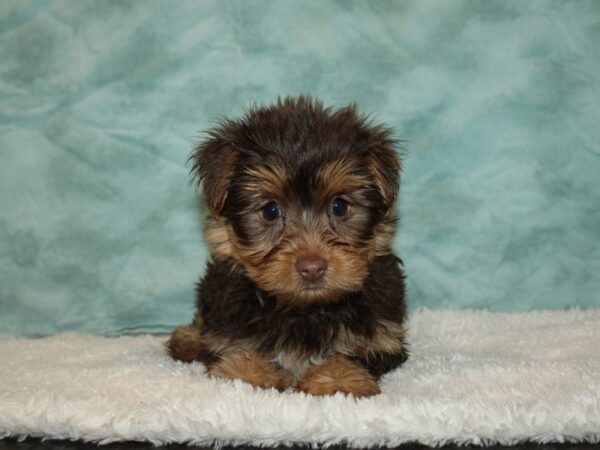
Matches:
[[331, 197, 349, 217], [261, 201, 281, 221]]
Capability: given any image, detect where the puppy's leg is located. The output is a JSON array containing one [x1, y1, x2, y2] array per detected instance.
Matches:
[[208, 351, 293, 391], [166, 324, 203, 363], [354, 319, 409, 378], [166, 312, 207, 363], [296, 355, 380, 398]]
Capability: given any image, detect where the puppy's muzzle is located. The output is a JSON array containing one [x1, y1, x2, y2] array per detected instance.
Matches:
[[295, 255, 328, 283]]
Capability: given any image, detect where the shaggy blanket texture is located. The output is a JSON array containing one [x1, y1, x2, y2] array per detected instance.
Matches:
[[1, 309, 599, 448]]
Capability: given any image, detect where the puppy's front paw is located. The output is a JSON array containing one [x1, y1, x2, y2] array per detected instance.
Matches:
[[208, 351, 292, 391], [296, 356, 381, 398], [166, 325, 203, 363]]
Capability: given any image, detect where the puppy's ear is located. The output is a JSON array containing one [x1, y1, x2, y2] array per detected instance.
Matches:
[[367, 137, 401, 213], [190, 128, 237, 216]]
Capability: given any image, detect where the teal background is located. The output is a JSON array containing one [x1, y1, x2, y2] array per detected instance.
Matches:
[[1, 1, 599, 336]]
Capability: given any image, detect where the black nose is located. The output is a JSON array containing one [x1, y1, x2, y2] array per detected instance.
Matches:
[[295, 256, 328, 283]]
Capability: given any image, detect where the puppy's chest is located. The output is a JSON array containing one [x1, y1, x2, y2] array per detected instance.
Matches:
[[259, 312, 373, 378], [252, 300, 373, 350], [266, 327, 361, 378], [203, 289, 378, 375], [269, 350, 326, 379]]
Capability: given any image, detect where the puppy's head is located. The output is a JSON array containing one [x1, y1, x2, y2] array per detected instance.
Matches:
[[192, 96, 401, 305]]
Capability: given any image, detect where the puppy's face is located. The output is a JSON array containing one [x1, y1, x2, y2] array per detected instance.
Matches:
[[193, 97, 400, 304]]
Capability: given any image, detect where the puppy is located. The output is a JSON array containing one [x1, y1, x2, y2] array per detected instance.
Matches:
[[166, 96, 407, 397]]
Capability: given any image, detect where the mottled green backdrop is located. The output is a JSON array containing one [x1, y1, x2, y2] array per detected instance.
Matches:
[[1, 1, 599, 336]]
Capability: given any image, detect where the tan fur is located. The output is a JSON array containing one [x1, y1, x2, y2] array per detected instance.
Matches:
[[334, 320, 406, 361], [165, 325, 203, 363], [269, 350, 322, 380], [370, 320, 406, 355], [200, 329, 321, 381], [296, 356, 381, 397], [232, 222, 371, 305], [197, 331, 257, 356], [203, 215, 235, 259], [373, 216, 397, 257], [246, 247, 368, 305], [199, 146, 239, 216], [317, 160, 372, 200], [208, 351, 293, 391], [244, 165, 287, 198], [367, 155, 400, 210]]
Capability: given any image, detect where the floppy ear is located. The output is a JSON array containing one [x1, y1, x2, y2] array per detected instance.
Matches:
[[367, 139, 401, 213], [190, 129, 237, 216]]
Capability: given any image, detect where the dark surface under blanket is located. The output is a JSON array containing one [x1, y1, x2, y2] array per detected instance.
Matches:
[[0, 438, 598, 450]]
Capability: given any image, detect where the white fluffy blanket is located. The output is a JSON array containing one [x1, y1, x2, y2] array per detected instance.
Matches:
[[1, 309, 599, 448]]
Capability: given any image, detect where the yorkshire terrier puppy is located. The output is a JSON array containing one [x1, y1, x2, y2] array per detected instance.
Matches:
[[166, 96, 407, 397]]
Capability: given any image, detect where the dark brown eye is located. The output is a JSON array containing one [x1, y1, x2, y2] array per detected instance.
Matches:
[[331, 197, 349, 217], [261, 201, 281, 221]]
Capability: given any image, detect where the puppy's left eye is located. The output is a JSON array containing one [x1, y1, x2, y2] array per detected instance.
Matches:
[[261, 201, 281, 221], [331, 197, 349, 217]]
